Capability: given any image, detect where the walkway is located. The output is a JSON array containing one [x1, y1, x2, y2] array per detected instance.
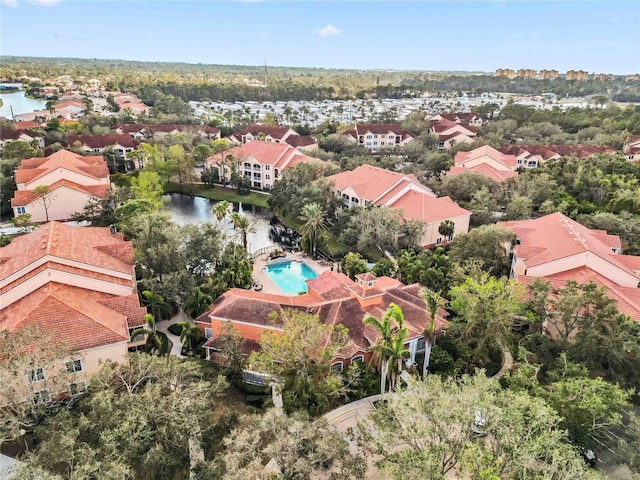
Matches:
[[156, 310, 195, 359]]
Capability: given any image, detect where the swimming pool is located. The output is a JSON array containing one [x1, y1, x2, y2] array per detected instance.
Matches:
[[265, 261, 318, 294]]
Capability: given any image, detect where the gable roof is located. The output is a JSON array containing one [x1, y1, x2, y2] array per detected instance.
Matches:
[[388, 191, 471, 225], [285, 135, 317, 148], [454, 145, 517, 169], [209, 140, 318, 169], [14, 149, 109, 184], [11, 179, 109, 207], [66, 134, 138, 149], [499, 212, 639, 286], [501, 144, 615, 161], [447, 164, 518, 182], [325, 164, 434, 203], [231, 124, 293, 141], [355, 123, 411, 138]]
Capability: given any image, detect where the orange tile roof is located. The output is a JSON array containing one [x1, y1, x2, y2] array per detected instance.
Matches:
[[0, 222, 135, 280], [388, 191, 471, 224], [11, 179, 109, 207], [499, 213, 640, 285], [447, 164, 517, 182], [326, 164, 433, 203], [454, 145, 517, 169], [212, 141, 318, 169], [14, 149, 109, 184], [15, 121, 43, 130]]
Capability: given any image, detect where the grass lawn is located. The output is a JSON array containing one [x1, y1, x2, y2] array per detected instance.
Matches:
[[165, 183, 270, 208]]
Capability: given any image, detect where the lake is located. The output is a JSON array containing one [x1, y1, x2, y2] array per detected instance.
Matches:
[[164, 193, 277, 253], [0, 91, 48, 118]]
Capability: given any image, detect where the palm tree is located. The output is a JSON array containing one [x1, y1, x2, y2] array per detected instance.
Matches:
[[438, 220, 455, 245], [178, 321, 201, 353], [386, 327, 411, 392], [420, 288, 444, 376], [299, 202, 327, 259], [363, 303, 405, 398], [141, 290, 171, 322], [130, 314, 166, 355], [185, 286, 213, 319], [230, 212, 257, 251], [213, 200, 230, 245]]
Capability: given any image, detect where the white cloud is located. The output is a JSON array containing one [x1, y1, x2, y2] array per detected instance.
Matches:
[[1, 0, 18, 7], [27, 0, 62, 6], [316, 24, 340, 37]]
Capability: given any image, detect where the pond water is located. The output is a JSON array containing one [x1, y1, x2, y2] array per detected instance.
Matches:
[[164, 193, 277, 253], [0, 91, 48, 118]]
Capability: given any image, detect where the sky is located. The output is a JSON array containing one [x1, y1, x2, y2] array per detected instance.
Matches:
[[1, 1, 639, 75]]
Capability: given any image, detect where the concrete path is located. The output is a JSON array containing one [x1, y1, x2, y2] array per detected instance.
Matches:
[[156, 310, 195, 359]]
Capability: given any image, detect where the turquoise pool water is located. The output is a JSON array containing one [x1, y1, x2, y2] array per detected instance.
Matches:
[[265, 261, 318, 294]]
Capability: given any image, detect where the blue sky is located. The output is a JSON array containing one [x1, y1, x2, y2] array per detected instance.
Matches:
[[1, 1, 638, 74]]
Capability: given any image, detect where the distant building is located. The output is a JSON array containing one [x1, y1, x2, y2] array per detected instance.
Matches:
[[625, 74, 640, 82], [429, 112, 485, 127], [565, 70, 589, 81], [115, 124, 221, 141], [342, 123, 414, 152], [11, 149, 110, 222], [66, 134, 139, 159], [517, 69, 537, 79], [229, 124, 317, 151], [0, 129, 45, 150], [429, 119, 477, 150], [623, 135, 640, 162], [538, 69, 559, 80], [496, 68, 515, 79], [448, 145, 518, 182], [592, 73, 613, 82], [501, 144, 616, 169]]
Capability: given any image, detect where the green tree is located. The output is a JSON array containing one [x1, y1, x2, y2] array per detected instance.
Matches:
[[140, 290, 171, 322], [363, 303, 405, 398], [130, 314, 168, 356], [437, 219, 455, 244], [131, 170, 164, 207], [420, 288, 444, 376], [33, 185, 53, 222], [341, 252, 368, 280], [10, 213, 34, 232], [249, 309, 352, 415], [299, 202, 328, 258], [212, 200, 230, 245], [178, 320, 202, 353], [449, 225, 515, 278], [229, 211, 256, 251], [184, 286, 213, 319], [191, 144, 212, 166]]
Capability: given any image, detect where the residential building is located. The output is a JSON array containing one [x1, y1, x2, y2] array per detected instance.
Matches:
[[592, 73, 613, 82], [206, 140, 321, 190], [429, 112, 485, 127], [198, 271, 449, 370], [517, 69, 537, 79], [229, 124, 316, 151], [429, 119, 477, 150], [448, 145, 518, 182], [565, 70, 589, 81], [626, 74, 640, 82], [538, 69, 559, 80], [66, 134, 138, 159], [114, 124, 220, 140], [0, 222, 148, 397], [14, 121, 43, 130], [0, 129, 45, 150], [501, 144, 616, 169], [499, 212, 640, 323], [325, 164, 470, 247], [496, 69, 515, 79], [11, 149, 110, 222], [623, 135, 640, 162], [342, 123, 414, 151]]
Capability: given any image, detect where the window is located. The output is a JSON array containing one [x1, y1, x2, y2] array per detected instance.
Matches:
[[351, 355, 364, 364], [380, 141, 385, 146], [437, 142, 445, 149], [448, 234, 454, 241], [330, 362, 343, 373], [629, 155, 635, 161], [16, 207, 26, 214], [416, 337, 426, 352], [69, 381, 87, 395], [29, 367, 44, 383], [204, 328, 213, 339], [367, 281, 373, 287], [517, 159, 522, 165], [65, 359, 83, 373], [436, 237, 442, 246], [388, 135, 395, 141], [265, 174, 270, 180], [31, 389, 50, 405], [366, 134, 372, 139], [365, 142, 371, 146], [265, 165, 270, 170], [374, 134, 378, 138], [373, 142, 378, 146]]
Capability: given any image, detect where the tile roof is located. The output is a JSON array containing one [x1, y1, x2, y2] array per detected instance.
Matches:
[[11, 179, 109, 206], [501, 144, 615, 161], [325, 164, 434, 203], [499, 213, 640, 286], [66, 134, 138, 149], [355, 123, 411, 138], [0, 129, 42, 141], [454, 145, 517, 169], [231, 124, 293, 141], [285, 135, 317, 148], [387, 192, 471, 224], [202, 271, 449, 357], [211, 140, 318, 169], [15, 121, 43, 130], [447, 164, 518, 182], [14, 149, 109, 184]]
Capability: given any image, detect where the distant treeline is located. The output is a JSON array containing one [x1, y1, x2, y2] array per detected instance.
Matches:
[[1, 56, 638, 103]]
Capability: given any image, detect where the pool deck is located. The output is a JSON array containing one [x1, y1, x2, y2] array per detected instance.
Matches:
[[252, 251, 334, 295]]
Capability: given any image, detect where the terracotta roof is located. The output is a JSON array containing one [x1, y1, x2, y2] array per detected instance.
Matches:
[[209, 140, 318, 169], [0, 221, 135, 280], [14, 149, 109, 184], [501, 144, 615, 161], [99, 294, 148, 328], [454, 145, 517, 169], [388, 192, 471, 225], [231, 124, 293, 141], [325, 164, 434, 203], [15, 121, 43, 130], [0, 129, 42, 141], [0, 283, 132, 351], [285, 135, 317, 148], [355, 123, 411, 138], [67, 134, 138, 149], [201, 271, 449, 357], [430, 119, 477, 136], [499, 213, 640, 286], [447, 164, 518, 182], [11, 179, 109, 207]]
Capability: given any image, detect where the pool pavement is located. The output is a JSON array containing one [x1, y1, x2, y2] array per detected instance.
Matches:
[[252, 251, 334, 295]]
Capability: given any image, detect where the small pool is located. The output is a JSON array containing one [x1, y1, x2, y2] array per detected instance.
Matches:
[[265, 261, 318, 294]]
